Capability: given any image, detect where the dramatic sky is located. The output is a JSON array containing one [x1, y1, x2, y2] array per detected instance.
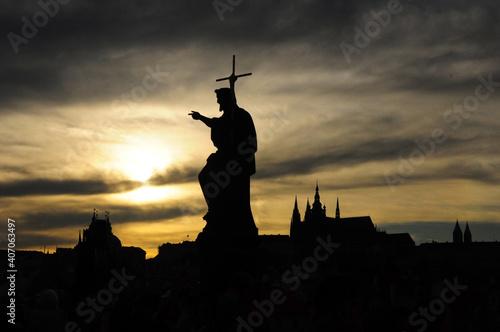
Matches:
[[1, 0, 500, 258]]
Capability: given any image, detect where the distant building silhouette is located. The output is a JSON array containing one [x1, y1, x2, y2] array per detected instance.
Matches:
[[453, 219, 463, 243], [74, 210, 144, 293], [464, 221, 472, 243], [335, 196, 340, 219], [289, 183, 414, 249], [452, 219, 473, 244], [157, 241, 198, 265], [290, 183, 377, 243], [76, 210, 121, 273]]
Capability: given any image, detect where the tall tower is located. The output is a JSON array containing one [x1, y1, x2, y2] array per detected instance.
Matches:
[[290, 196, 301, 238], [301, 181, 325, 230], [312, 181, 323, 212], [76, 209, 122, 297], [304, 198, 311, 222], [464, 221, 472, 243], [453, 220, 463, 243], [335, 197, 340, 219], [292, 196, 301, 223]]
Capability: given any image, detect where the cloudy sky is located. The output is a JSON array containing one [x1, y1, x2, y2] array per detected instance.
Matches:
[[1, 0, 500, 258]]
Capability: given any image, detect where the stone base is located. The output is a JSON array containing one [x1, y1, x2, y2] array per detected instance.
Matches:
[[196, 226, 258, 301]]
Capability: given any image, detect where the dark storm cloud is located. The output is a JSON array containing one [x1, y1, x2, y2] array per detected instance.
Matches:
[[16, 201, 202, 232], [13, 232, 76, 249], [0, 178, 141, 197], [2, 0, 499, 107], [256, 132, 500, 188], [0, 165, 32, 177], [411, 159, 500, 185], [107, 203, 205, 225], [18, 211, 93, 232], [256, 136, 411, 179], [148, 164, 199, 186]]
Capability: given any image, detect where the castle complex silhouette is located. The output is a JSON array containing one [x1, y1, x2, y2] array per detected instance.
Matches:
[[289, 182, 414, 247]]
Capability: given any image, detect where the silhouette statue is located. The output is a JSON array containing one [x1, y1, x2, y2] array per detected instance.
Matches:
[[189, 56, 258, 238]]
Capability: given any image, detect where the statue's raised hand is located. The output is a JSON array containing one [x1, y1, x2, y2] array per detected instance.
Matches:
[[189, 111, 201, 120]]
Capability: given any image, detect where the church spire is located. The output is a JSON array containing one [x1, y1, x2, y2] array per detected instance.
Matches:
[[312, 181, 322, 211], [314, 181, 320, 204], [453, 219, 463, 243], [290, 196, 301, 238], [304, 198, 311, 222], [464, 221, 472, 243], [336, 197, 340, 219], [292, 196, 301, 223]]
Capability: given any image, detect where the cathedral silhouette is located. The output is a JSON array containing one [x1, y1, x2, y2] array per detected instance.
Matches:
[[290, 182, 414, 248]]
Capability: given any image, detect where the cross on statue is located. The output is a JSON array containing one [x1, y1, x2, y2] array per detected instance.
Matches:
[[216, 55, 252, 102]]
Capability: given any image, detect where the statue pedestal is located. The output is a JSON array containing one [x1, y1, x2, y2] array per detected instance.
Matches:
[[196, 220, 258, 301], [195, 157, 259, 301]]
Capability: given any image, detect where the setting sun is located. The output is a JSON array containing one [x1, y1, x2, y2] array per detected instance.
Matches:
[[112, 136, 172, 182]]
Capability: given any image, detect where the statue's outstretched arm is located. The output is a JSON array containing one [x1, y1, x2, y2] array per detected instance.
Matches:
[[189, 111, 214, 127]]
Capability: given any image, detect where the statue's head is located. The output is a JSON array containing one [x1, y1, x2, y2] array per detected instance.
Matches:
[[215, 88, 236, 112]]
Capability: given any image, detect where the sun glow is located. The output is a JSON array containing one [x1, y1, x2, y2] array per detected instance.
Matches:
[[112, 185, 184, 203], [112, 137, 173, 182]]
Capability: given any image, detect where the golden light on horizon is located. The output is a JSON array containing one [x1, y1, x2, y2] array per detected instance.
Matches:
[[111, 185, 184, 203], [115, 219, 205, 259]]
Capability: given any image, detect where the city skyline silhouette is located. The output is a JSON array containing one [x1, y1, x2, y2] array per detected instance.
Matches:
[[3, 183, 500, 331]]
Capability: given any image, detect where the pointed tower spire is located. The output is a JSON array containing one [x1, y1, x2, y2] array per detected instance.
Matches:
[[304, 198, 311, 222], [290, 196, 302, 238], [312, 181, 322, 211], [464, 221, 472, 243], [336, 197, 340, 219], [453, 219, 463, 244], [292, 196, 301, 223], [314, 181, 320, 203]]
